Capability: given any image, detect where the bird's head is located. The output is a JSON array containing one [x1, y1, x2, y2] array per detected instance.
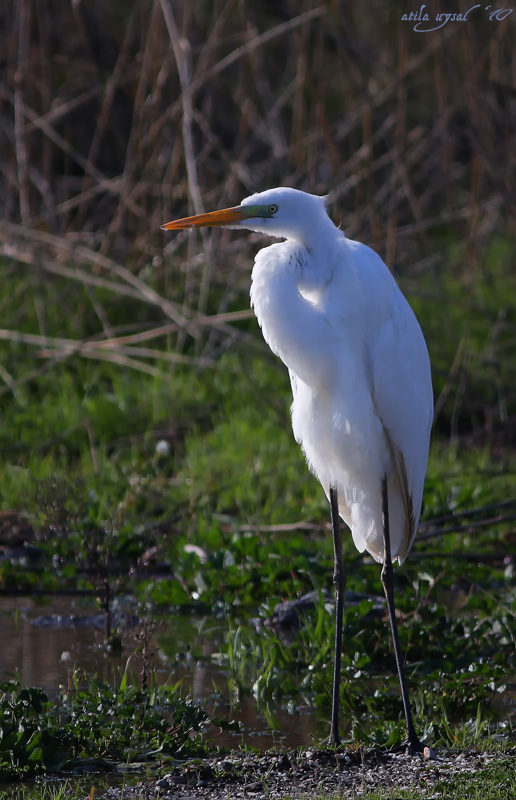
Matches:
[[162, 187, 333, 247]]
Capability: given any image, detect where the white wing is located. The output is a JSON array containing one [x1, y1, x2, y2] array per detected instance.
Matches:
[[368, 275, 433, 562]]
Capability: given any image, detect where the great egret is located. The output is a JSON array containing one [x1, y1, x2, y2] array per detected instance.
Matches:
[[162, 187, 433, 752]]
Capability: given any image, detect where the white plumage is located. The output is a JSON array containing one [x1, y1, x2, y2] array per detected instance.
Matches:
[[162, 185, 434, 750], [244, 188, 433, 564]]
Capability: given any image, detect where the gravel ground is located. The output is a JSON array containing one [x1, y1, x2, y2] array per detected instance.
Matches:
[[99, 747, 513, 799]]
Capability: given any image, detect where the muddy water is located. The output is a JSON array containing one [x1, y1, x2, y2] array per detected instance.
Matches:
[[0, 596, 326, 749]]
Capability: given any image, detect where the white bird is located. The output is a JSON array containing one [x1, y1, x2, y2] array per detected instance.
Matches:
[[162, 187, 433, 752]]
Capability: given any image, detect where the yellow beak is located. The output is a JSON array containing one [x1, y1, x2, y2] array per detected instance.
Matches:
[[161, 205, 251, 230]]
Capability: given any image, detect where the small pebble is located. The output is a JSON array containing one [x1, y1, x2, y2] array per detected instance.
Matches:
[[424, 746, 437, 760]]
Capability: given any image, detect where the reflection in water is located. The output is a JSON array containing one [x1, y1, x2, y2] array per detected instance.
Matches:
[[0, 597, 326, 750]]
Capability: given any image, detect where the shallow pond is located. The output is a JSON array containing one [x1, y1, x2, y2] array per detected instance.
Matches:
[[0, 596, 327, 750]]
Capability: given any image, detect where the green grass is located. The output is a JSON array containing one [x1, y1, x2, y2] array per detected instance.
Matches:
[[352, 756, 516, 800], [432, 758, 516, 800], [1, 255, 515, 754], [0, 777, 151, 800], [0, 232, 515, 778], [0, 756, 514, 800], [0, 206, 516, 780], [0, 782, 96, 800]]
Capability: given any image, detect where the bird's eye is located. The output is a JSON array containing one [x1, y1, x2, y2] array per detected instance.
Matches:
[[268, 204, 278, 214]]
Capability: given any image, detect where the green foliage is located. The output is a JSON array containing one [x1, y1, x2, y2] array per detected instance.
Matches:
[[0, 288, 515, 753], [208, 584, 514, 750], [0, 684, 59, 781], [0, 677, 214, 781], [432, 757, 516, 800], [0, 176, 515, 764]]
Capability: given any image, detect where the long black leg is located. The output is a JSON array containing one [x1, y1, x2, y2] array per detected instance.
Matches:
[[380, 477, 422, 754], [330, 485, 346, 747]]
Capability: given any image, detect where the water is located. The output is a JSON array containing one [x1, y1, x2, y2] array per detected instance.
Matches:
[[0, 596, 324, 750], [4, 594, 512, 756]]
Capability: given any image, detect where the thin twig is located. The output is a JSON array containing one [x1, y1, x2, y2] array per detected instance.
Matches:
[[14, 0, 30, 222]]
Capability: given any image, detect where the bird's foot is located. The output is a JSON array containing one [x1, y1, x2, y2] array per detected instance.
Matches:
[[327, 735, 342, 749], [401, 736, 424, 756], [390, 734, 424, 755]]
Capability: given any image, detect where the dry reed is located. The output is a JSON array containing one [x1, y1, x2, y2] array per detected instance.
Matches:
[[0, 0, 515, 438]]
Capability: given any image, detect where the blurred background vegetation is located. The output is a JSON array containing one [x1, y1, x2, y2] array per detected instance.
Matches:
[[0, 0, 515, 569]]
